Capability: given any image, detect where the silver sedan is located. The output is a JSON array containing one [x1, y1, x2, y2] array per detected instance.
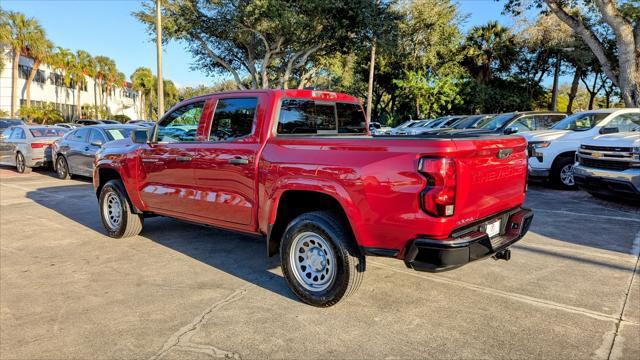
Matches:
[[0, 125, 69, 173]]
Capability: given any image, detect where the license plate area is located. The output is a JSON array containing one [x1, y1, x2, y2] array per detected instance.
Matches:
[[484, 219, 501, 239]]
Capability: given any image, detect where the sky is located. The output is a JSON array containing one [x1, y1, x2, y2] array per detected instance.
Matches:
[[2, 0, 519, 88]]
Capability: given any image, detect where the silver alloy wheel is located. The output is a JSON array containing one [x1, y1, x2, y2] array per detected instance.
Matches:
[[103, 192, 123, 230], [560, 163, 575, 186], [57, 157, 67, 178], [289, 231, 336, 292], [16, 154, 25, 173]]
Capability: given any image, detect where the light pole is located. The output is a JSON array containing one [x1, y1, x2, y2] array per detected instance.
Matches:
[[366, 41, 376, 124], [156, 0, 164, 118]]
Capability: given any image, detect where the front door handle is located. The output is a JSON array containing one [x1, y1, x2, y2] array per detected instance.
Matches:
[[228, 158, 249, 165], [176, 156, 192, 162]]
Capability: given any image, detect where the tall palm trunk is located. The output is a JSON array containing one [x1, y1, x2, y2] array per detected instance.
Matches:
[[93, 78, 99, 119], [11, 49, 20, 118], [25, 60, 41, 108], [75, 82, 82, 119]]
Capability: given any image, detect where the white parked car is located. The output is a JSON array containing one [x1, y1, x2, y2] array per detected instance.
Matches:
[[520, 108, 640, 188], [574, 131, 640, 200], [0, 125, 69, 173]]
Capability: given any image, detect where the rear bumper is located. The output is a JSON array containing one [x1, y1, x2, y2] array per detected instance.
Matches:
[[404, 207, 533, 272]]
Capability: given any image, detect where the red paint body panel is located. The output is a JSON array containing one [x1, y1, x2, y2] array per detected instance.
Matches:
[[94, 89, 528, 258]]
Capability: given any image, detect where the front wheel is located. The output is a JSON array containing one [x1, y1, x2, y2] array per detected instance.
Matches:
[[280, 211, 365, 307], [99, 180, 143, 238], [553, 157, 576, 189], [15, 153, 31, 174]]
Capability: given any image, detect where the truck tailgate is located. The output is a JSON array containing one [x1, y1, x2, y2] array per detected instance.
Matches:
[[453, 136, 527, 225]]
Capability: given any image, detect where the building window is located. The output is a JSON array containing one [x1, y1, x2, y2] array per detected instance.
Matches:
[[34, 70, 46, 83], [18, 65, 31, 79]]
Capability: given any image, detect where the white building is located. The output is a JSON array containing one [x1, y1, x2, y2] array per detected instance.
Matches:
[[0, 46, 143, 121]]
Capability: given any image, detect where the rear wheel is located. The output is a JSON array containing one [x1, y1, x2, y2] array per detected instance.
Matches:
[[15, 153, 31, 174], [280, 211, 365, 307], [553, 157, 576, 189], [99, 180, 143, 238], [55, 156, 71, 180]]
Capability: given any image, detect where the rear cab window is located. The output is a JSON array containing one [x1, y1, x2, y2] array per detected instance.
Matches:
[[277, 99, 366, 135]]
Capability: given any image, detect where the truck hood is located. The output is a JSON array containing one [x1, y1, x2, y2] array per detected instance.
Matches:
[[519, 129, 570, 142], [582, 132, 640, 147]]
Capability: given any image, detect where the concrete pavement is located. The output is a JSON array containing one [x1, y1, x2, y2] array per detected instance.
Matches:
[[1, 167, 638, 359]]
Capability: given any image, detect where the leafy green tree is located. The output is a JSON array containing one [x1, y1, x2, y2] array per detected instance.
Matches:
[[24, 32, 53, 108], [134, 0, 384, 89], [462, 21, 518, 84], [394, 70, 462, 118], [504, 0, 639, 107]]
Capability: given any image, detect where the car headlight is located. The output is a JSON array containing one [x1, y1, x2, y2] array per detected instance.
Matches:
[[533, 141, 551, 149]]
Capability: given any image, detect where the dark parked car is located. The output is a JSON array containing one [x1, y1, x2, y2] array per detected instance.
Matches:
[[52, 125, 141, 179], [0, 119, 25, 131]]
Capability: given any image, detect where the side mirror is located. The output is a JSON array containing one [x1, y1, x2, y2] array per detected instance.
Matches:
[[131, 129, 150, 144], [90, 140, 104, 147], [504, 127, 518, 135], [599, 127, 619, 135]]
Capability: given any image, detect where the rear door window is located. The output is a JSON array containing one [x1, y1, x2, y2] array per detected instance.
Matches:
[[89, 130, 107, 145], [209, 98, 258, 141], [278, 100, 365, 135], [71, 128, 90, 143]]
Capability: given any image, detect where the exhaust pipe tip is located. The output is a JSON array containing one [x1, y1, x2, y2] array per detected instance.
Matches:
[[492, 248, 511, 261]]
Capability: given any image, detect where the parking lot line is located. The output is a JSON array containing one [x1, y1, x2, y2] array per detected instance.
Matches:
[[534, 208, 640, 223], [368, 260, 639, 325], [0, 182, 66, 199]]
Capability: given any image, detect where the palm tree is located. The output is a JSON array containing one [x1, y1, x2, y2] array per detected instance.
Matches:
[[74, 50, 93, 119], [94, 56, 112, 118], [130, 67, 154, 119], [25, 35, 53, 107], [1, 11, 47, 118], [463, 21, 517, 84]]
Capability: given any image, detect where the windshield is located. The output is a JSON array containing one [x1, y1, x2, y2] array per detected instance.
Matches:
[[104, 128, 136, 141], [551, 112, 609, 131], [29, 128, 69, 137], [482, 113, 517, 130]]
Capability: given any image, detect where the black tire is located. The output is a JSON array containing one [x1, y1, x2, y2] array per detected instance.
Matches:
[[99, 179, 143, 238], [552, 157, 576, 190], [280, 211, 365, 307], [15, 153, 31, 174], [55, 155, 71, 180]]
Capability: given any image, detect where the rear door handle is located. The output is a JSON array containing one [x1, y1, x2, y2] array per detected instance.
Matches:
[[228, 158, 249, 165], [176, 156, 192, 162]]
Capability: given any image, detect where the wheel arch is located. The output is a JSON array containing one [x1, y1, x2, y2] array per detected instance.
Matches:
[[552, 150, 577, 169], [266, 189, 359, 257]]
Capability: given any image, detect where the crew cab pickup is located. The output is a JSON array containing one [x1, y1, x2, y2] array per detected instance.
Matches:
[[93, 90, 533, 307]]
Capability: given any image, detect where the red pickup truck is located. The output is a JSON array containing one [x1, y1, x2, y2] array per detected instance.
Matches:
[[93, 90, 532, 307]]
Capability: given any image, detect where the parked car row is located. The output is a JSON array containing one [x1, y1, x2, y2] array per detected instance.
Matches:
[[378, 108, 640, 200], [0, 123, 149, 175]]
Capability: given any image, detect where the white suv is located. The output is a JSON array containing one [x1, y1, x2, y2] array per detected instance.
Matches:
[[520, 108, 640, 189]]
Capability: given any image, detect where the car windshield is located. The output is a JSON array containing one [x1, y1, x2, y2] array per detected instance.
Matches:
[[29, 128, 69, 137], [104, 128, 136, 141], [551, 112, 609, 131], [481, 113, 517, 130]]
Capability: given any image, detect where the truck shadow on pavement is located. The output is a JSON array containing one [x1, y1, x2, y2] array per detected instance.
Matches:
[[26, 184, 299, 302]]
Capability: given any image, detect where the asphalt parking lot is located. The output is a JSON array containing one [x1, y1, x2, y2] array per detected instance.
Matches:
[[1, 166, 639, 360]]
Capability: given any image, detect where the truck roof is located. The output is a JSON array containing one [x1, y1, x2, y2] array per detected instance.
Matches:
[[187, 89, 362, 104]]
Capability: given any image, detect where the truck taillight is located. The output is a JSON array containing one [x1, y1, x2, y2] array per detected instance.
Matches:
[[418, 158, 456, 217], [30, 143, 48, 149]]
